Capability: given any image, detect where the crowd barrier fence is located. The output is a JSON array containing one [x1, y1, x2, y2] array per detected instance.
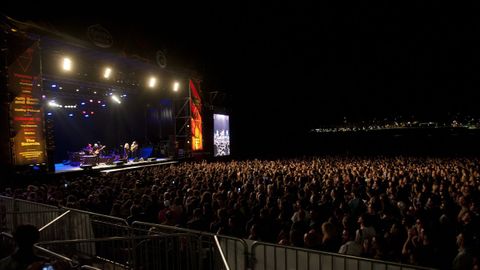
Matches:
[[0, 196, 437, 270]]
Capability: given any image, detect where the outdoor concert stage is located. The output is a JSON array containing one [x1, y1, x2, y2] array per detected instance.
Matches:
[[54, 157, 177, 174]]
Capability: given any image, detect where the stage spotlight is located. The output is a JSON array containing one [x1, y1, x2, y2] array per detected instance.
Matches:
[[62, 57, 72, 71], [47, 112, 52, 116], [173, 81, 180, 92], [68, 113, 74, 117], [48, 101, 62, 108], [111, 95, 121, 104], [103, 67, 112, 79], [148, 77, 157, 88]]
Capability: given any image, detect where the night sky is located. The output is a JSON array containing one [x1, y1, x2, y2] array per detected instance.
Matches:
[[4, 2, 480, 154]]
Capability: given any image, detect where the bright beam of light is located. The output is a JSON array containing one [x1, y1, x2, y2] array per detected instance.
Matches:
[[148, 77, 157, 88], [111, 95, 121, 104], [62, 57, 72, 71], [173, 81, 180, 92], [104, 67, 112, 79], [48, 101, 62, 108]]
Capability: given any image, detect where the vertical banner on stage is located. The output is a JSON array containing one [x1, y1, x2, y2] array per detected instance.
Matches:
[[213, 114, 230, 156], [8, 38, 47, 165], [189, 79, 203, 151]]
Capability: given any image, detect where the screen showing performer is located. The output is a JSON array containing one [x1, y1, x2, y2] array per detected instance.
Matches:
[[213, 114, 230, 156]]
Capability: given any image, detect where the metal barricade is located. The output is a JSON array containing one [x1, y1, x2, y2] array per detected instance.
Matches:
[[132, 221, 249, 270], [214, 235, 231, 270], [250, 241, 436, 270], [38, 237, 132, 270], [38, 234, 199, 270], [0, 232, 16, 258], [60, 208, 131, 239], [0, 196, 63, 234]]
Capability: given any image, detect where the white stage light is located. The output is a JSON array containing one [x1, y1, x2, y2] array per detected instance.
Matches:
[[148, 77, 157, 88], [62, 57, 72, 71], [48, 101, 62, 108], [173, 81, 180, 92], [104, 67, 112, 79], [111, 95, 122, 104]]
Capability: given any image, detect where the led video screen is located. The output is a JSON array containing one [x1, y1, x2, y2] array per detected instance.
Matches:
[[213, 114, 230, 156]]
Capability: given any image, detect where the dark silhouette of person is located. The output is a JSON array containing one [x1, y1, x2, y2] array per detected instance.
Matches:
[[0, 224, 46, 270]]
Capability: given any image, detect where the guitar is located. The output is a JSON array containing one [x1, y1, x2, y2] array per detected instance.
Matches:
[[130, 143, 138, 152], [93, 145, 106, 155]]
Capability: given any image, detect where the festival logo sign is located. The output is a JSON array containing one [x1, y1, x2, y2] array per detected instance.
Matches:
[[8, 38, 47, 165], [87, 24, 113, 48], [189, 79, 203, 151]]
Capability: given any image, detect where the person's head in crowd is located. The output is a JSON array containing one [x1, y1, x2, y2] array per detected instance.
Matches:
[[13, 224, 39, 251]]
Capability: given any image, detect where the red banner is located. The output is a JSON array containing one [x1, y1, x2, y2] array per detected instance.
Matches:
[[189, 79, 203, 151]]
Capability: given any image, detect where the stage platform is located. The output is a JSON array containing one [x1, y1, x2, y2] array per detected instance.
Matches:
[[54, 158, 177, 174]]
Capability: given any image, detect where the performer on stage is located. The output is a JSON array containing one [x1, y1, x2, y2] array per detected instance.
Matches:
[[130, 141, 139, 159], [92, 142, 105, 156], [123, 142, 130, 160], [84, 143, 93, 155]]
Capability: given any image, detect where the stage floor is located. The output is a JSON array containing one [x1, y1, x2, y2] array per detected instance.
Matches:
[[54, 158, 176, 174]]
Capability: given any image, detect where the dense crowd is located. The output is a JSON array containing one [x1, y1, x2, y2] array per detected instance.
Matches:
[[2, 157, 480, 269]]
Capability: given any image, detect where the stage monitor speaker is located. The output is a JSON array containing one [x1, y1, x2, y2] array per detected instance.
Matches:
[[133, 157, 139, 162], [80, 164, 93, 170], [148, 157, 156, 161], [113, 161, 124, 166]]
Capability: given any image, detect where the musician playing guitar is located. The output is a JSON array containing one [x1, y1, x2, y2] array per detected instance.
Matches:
[[130, 141, 139, 159], [92, 143, 106, 156]]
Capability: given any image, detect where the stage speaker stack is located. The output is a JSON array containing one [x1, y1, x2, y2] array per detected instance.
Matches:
[[80, 164, 93, 170]]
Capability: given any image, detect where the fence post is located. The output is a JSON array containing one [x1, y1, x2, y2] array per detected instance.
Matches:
[[12, 198, 18, 230]]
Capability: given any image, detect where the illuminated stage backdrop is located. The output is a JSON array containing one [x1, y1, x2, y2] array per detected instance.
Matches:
[[189, 79, 203, 151], [8, 38, 47, 165], [213, 114, 230, 156]]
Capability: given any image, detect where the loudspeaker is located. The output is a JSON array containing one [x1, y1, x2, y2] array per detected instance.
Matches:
[[80, 164, 93, 170], [133, 157, 139, 162], [148, 157, 156, 161]]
